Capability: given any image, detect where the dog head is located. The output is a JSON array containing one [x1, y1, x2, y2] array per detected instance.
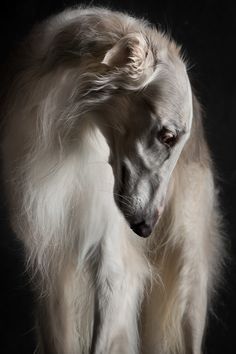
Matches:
[[90, 31, 193, 237]]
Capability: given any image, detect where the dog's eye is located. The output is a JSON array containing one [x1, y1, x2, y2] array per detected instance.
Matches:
[[158, 128, 177, 147]]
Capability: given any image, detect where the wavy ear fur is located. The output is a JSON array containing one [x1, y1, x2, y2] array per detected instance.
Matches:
[[102, 33, 156, 84]]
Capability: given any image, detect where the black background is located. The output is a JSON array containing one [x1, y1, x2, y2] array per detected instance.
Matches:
[[0, 1, 235, 353]]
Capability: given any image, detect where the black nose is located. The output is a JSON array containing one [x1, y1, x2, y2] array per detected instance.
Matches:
[[130, 220, 152, 238]]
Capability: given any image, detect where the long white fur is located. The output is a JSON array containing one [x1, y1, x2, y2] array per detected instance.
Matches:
[[1, 6, 223, 354]]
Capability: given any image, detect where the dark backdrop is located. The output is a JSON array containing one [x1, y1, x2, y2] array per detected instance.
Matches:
[[0, 1, 235, 353]]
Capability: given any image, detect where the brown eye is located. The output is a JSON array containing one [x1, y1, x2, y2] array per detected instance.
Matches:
[[158, 128, 177, 147]]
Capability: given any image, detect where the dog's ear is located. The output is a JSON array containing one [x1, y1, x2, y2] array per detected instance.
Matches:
[[102, 33, 155, 83]]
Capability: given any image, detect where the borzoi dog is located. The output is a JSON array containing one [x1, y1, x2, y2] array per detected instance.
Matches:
[[1, 6, 223, 354]]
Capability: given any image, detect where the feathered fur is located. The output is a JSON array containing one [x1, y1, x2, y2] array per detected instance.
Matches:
[[1, 6, 223, 354]]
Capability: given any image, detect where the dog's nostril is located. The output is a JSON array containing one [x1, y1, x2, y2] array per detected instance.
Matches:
[[130, 220, 152, 238]]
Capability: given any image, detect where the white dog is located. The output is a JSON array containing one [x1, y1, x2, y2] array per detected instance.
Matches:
[[1, 6, 223, 354]]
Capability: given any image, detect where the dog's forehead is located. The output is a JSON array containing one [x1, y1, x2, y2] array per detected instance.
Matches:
[[145, 59, 192, 132]]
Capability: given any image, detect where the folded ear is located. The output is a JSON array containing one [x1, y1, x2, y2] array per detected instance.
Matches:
[[102, 33, 155, 84]]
